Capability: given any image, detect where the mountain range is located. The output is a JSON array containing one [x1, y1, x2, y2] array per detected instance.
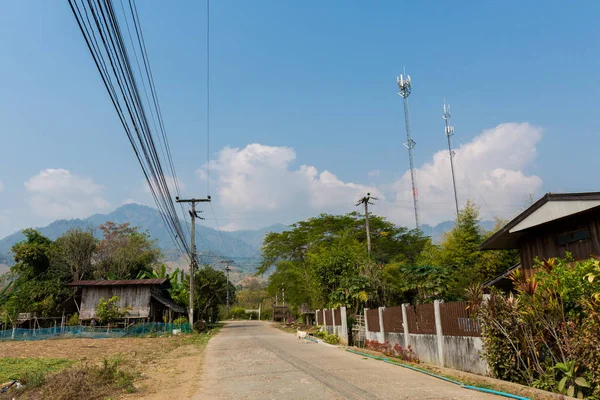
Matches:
[[0, 204, 495, 273], [0, 204, 287, 273]]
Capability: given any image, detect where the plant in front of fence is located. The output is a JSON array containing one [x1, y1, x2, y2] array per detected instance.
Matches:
[[324, 333, 340, 345], [477, 256, 600, 398], [314, 330, 327, 339], [364, 340, 419, 363]]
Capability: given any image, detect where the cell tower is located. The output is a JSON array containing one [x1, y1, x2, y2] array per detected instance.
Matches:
[[442, 101, 459, 218], [397, 70, 420, 229]]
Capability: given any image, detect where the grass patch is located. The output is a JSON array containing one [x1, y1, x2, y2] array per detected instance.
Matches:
[[0, 357, 73, 383], [178, 324, 223, 347]]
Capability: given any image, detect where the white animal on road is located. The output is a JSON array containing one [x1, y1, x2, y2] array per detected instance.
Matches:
[[296, 329, 308, 343]]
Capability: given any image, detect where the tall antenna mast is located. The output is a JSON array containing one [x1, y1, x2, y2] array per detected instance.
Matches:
[[397, 69, 420, 229], [443, 101, 459, 218]]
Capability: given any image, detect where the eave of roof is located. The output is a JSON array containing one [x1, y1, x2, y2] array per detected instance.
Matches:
[[66, 278, 170, 287], [483, 263, 521, 288], [480, 192, 600, 250], [151, 291, 186, 313]]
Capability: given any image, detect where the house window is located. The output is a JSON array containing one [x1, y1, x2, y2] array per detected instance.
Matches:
[[557, 229, 590, 246]]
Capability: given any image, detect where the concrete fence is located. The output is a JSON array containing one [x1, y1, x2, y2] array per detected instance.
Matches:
[[315, 307, 348, 344], [364, 301, 488, 375]]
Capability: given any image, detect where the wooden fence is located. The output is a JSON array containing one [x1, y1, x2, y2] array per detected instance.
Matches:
[[366, 302, 480, 337], [366, 308, 380, 332], [406, 303, 436, 335], [439, 301, 480, 337], [382, 306, 403, 333], [324, 309, 333, 326], [333, 308, 342, 326]]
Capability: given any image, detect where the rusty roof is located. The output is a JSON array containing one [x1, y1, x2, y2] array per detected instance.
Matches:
[[66, 278, 169, 287]]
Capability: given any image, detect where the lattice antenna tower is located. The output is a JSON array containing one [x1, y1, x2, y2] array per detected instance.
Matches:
[[443, 101, 459, 218], [397, 69, 420, 229]]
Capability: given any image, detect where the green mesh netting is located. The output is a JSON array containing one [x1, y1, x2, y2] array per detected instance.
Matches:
[[0, 323, 191, 341]]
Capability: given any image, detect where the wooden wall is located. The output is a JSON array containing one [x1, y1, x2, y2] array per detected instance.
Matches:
[[80, 285, 151, 320], [519, 209, 600, 277]]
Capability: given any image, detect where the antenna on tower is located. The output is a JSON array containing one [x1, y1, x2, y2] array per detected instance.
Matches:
[[397, 69, 420, 229], [443, 100, 459, 218]]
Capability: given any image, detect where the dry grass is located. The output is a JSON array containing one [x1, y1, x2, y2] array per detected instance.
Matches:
[[1, 330, 219, 399]]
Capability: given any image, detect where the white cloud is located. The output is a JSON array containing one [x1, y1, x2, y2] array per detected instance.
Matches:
[[380, 122, 543, 225], [24, 169, 110, 219], [197, 143, 379, 216], [199, 123, 543, 229]]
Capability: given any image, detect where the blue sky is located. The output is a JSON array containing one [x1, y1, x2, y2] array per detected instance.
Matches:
[[0, 1, 599, 237]]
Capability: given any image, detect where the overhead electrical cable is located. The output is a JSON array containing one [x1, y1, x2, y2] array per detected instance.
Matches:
[[68, 0, 190, 261]]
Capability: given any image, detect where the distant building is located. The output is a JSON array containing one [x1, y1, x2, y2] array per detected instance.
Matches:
[[481, 192, 600, 282], [67, 278, 185, 323]]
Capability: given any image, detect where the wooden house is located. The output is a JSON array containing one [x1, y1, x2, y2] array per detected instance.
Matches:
[[480, 192, 600, 280], [66, 278, 185, 322]]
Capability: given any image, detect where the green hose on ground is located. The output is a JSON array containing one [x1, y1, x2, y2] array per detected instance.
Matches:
[[346, 349, 530, 400]]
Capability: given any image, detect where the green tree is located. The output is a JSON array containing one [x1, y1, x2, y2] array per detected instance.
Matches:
[[94, 222, 160, 279], [55, 228, 97, 281], [194, 266, 234, 323], [3, 230, 71, 319]]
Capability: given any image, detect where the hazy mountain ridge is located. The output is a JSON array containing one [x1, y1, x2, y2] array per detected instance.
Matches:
[[0, 204, 288, 267], [0, 204, 494, 269], [420, 220, 496, 243]]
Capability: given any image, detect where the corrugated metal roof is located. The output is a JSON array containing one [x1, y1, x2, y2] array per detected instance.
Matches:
[[151, 291, 186, 314], [66, 278, 169, 287]]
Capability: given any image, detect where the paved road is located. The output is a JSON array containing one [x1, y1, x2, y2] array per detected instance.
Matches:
[[196, 321, 501, 399]]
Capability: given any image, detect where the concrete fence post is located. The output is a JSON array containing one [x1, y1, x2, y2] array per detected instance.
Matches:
[[316, 309, 320, 325], [378, 307, 385, 342], [340, 306, 348, 344], [364, 308, 369, 337], [434, 300, 445, 366], [331, 308, 336, 327], [401, 304, 409, 349]]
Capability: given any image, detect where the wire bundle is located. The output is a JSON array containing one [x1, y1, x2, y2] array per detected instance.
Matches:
[[68, 0, 191, 261]]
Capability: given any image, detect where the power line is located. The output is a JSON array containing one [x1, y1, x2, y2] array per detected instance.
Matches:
[[206, 0, 211, 196], [68, 0, 191, 262]]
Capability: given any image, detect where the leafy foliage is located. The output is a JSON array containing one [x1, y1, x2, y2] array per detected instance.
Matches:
[[259, 212, 429, 310], [95, 296, 129, 325], [364, 340, 420, 363], [478, 257, 600, 397]]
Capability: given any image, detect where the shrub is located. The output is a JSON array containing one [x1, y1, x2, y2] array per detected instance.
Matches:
[[173, 316, 188, 325], [477, 257, 600, 397], [324, 333, 340, 345], [229, 306, 248, 320], [95, 296, 130, 325], [364, 340, 419, 363], [67, 313, 80, 326], [314, 330, 327, 339]]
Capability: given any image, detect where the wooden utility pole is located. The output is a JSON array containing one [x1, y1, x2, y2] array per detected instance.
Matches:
[[176, 196, 211, 327], [356, 193, 378, 256]]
